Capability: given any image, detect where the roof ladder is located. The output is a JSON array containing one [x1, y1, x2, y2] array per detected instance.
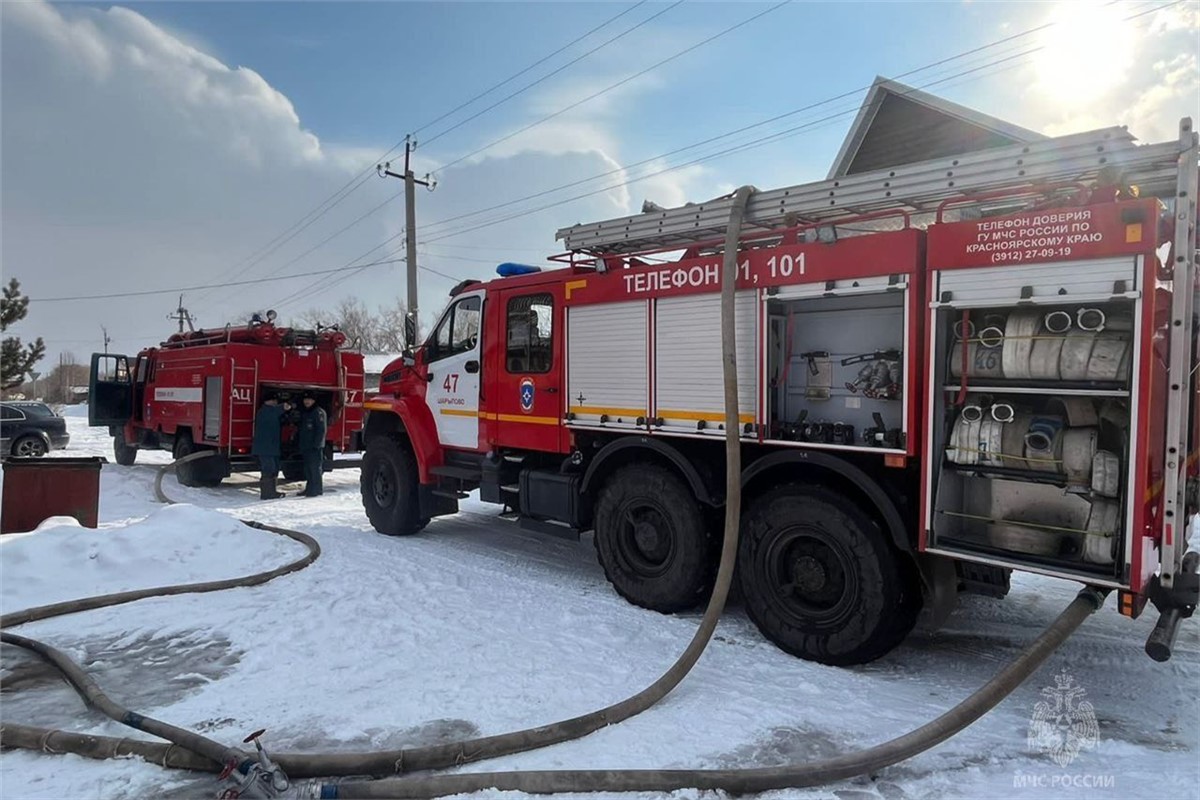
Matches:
[[557, 123, 1191, 255]]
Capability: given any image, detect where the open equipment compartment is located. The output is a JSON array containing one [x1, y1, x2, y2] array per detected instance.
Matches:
[[922, 196, 1166, 589], [766, 287, 907, 451]]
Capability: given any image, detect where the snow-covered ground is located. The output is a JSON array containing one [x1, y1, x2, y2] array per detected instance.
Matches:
[[1, 412, 1197, 800]]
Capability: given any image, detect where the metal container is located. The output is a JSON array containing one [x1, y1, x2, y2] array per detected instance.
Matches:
[[1, 457, 105, 534]]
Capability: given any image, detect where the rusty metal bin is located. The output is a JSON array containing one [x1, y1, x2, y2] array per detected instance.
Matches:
[[1, 457, 105, 534]]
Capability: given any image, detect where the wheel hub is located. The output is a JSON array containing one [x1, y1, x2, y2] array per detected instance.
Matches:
[[618, 503, 675, 577], [792, 555, 827, 593], [633, 521, 661, 554], [373, 468, 394, 506]]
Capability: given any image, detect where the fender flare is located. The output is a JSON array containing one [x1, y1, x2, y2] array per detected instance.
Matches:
[[740, 449, 912, 555], [580, 436, 718, 506], [362, 398, 442, 483]]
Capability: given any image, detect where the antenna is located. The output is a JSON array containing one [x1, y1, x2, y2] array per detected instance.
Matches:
[[101, 325, 111, 356]]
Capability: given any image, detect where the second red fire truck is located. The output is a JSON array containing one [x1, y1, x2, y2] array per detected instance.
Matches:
[[90, 315, 365, 487]]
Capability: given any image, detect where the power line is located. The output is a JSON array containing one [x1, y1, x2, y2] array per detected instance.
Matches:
[[435, 0, 792, 174], [37, 0, 1176, 309], [413, 1, 650, 141], [419, 0, 678, 149], [414, 0, 1177, 246], [195, 2, 654, 301], [31, 258, 407, 303]]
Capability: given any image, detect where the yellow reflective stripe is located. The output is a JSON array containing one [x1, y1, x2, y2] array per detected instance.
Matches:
[[438, 408, 479, 418], [363, 401, 394, 411], [492, 413, 559, 425], [658, 408, 755, 424]]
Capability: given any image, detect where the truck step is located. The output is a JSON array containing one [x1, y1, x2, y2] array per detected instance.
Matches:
[[431, 488, 470, 500], [501, 484, 521, 494], [518, 516, 580, 541], [430, 464, 482, 481]]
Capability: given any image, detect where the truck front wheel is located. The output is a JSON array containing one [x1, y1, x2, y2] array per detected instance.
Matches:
[[593, 464, 714, 613], [361, 433, 427, 536], [113, 434, 137, 466], [737, 484, 921, 666]]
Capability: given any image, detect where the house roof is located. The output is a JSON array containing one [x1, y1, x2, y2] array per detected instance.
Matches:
[[828, 77, 1045, 179]]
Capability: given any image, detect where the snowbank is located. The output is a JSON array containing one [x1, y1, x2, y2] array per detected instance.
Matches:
[[0, 504, 308, 612], [57, 403, 89, 418]]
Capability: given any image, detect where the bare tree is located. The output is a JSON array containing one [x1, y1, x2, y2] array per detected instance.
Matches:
[[294, 296, 409, 353]]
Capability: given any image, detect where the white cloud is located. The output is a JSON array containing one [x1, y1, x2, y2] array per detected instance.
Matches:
[[2, 1, 684, 364], [1017, 1, 1200, 141]]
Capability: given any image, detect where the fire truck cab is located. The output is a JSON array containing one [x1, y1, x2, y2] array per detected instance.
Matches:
[[89, 317, 364, 487], [360, 119, 1199, 666]]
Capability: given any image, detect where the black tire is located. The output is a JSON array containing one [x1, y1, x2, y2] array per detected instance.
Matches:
[[737, 484, 921, 666], [172, 431, 221, 487], [11, 435, 47, 458], [361, 434, 426, 536], [281, 461, 306, 482], [594, 464, 714, 613], [113, 435, 137, 466]]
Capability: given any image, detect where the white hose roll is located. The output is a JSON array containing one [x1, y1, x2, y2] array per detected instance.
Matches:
[[1091, 450, 1121, 497], [977, 418, 1006, 465], [1024, 415, 1064, 472], [949, 341, 1005, 379], [1059, 330, 1097, 380], [952, 318, 976, 341], [1062, 427, 1099, 490], [1002, 310, 1042, 380], [1000, 413, 1033, 469], [1048, 397, 1099, 428], [947, 413, 984, 465], [1098, 399, 1130, 431], [1086, 331, 1131, 380], [1084, 499, 1120, 565], [1029, 334, 1066, 380]]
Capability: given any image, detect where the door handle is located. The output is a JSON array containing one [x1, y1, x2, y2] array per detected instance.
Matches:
[[464, 360, 480, 374]]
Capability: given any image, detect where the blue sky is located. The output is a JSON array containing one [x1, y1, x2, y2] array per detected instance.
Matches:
[[3, 1, 1197, 361]]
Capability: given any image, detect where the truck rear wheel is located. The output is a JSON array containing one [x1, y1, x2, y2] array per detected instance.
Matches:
[[593, 464, 714, 613], [362, 433, 427, 536], [113, 435, 137, 466], [737, 484, 921, 665]]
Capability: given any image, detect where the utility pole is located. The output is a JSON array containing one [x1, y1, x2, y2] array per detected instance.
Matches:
[[101, 325, 111, 356], [378, 136, 436, 349], [168, 294, 195, 334]]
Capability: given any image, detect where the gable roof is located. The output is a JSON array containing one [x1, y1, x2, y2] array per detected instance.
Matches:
[[828, 77, 1045, 179]]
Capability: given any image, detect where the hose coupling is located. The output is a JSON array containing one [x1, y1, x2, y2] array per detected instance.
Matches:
[[217, 729, 291, 799]]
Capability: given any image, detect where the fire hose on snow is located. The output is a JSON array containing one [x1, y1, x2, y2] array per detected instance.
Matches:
[[0, 187, 1110, 798]]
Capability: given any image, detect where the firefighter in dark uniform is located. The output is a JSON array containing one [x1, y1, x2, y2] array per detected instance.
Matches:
[[252, 394, 289, 499], [298, 392, 327, 497]]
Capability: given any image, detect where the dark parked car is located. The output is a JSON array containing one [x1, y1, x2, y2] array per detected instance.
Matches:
[[1, 402, 70, 457]]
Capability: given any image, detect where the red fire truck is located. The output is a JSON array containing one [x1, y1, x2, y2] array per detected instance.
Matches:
[[359, 119, 1199, 666], [89, 316, 365, 487]]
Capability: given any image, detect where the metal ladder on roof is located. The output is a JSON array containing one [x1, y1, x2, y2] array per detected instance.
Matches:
[[556, 122, 1192, 255]]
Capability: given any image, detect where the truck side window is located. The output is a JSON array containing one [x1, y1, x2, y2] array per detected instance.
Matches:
[[428, 295, 481, 361], [506, 293, 553, 374]]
